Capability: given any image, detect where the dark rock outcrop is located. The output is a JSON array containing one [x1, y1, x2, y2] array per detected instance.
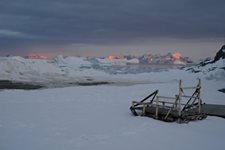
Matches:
[[218, 88, 225, 93], [213, 45, 225, 63], [200, 45, 225, 66], [185, 45, 225, 73]]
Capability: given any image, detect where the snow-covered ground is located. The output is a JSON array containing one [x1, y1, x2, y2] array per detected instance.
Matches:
[[0, 84, 225, 150], [0, 56, 225, 150]]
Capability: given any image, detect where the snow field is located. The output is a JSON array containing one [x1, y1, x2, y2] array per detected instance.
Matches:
[[0, 79, 225, 150]]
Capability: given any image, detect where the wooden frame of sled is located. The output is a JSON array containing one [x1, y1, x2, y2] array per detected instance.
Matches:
[[130, 79, 207, 123]]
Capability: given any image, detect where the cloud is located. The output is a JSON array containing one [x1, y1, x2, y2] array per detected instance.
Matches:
[[0, 0, 224, 56], [0, 29, 37, 38], [0, 29, 22, 37]]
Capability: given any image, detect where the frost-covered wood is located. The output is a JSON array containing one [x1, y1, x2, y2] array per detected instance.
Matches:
[[130, 79, 207, 123]]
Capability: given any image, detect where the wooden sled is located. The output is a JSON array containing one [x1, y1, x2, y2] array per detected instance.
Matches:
[[130, 79, 207, 123]]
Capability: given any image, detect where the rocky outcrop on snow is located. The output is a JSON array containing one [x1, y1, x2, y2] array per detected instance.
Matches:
[[186, 45, 225, 80], [213, 45, 225, 62], [199, 45, 225, 67]]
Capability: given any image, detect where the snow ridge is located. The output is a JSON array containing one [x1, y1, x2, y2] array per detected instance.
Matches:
[[0, 56, 109, 85]]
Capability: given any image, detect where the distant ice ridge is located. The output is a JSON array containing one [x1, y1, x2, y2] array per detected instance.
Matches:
[[0, 56, 112, 85], [53, 55, 92, 69], [0, 53, 224, 86], [0, 56, 163, 86], [89, 57, 173, 75], [0, 56, 62, 82], [0, 55, 188, 88]]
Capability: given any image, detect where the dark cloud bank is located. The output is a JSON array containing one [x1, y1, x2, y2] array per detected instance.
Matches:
[[0, 0, 225, 59]]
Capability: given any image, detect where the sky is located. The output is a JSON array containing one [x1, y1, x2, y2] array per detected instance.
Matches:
[[0, 0, 225, 60]]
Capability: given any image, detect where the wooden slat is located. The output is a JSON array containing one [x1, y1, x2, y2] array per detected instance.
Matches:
[[157, 101, 175, 105], [182, 86, 197, 90], [155, 96, 159, 119], [132, 101, 151, 105], [145, 107, 180, 118], [152, 100, 186, 106], [181, 95, 197, 98], [157, 96, 176, 100], [178, 80, 182, 117]]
